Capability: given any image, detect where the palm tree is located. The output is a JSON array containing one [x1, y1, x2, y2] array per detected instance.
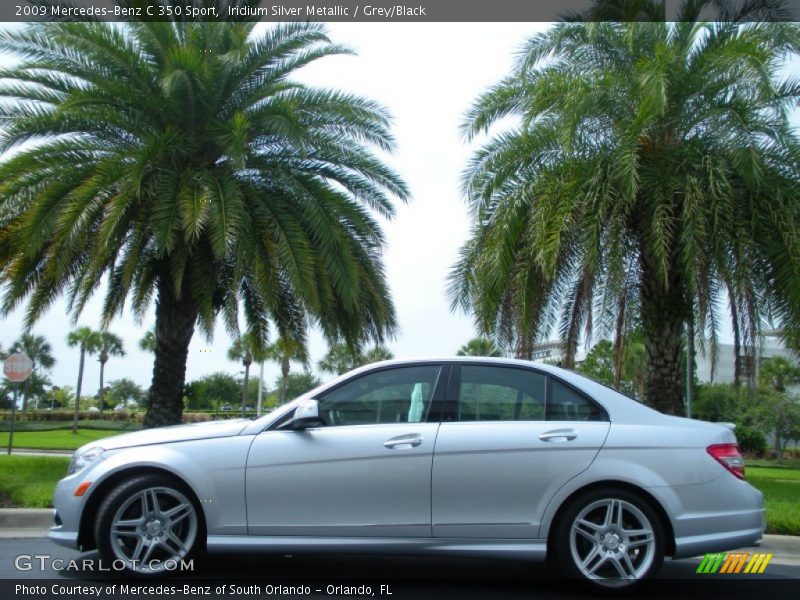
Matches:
[[456, 337, 502, 357], [317, 342, 392, 376], [361, 345, 394, 364], [10, 333, 55, 411], [138, 328, 157, 354], [97, 331, 125, 414], [66, 327, 101, 434], [318, 343, 362, 375], [758, 356, 800, 394], [450, 9, 800, 414], [265, 336, 309, 405], [0, 16, 407, 427], [228, 332, 269, 417]]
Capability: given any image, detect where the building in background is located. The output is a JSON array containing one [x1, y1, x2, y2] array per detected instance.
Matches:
[[695, 329, 795, 384]]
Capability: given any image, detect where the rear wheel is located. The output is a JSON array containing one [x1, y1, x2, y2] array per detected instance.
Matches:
[[95, 474, 200, 576], [553, 488, 664, 591]]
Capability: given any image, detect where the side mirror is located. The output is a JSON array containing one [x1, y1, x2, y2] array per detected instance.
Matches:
[[291, 399, 322, 430]]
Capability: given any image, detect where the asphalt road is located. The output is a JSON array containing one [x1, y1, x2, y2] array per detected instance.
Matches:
[[1, 539, 798, 600]]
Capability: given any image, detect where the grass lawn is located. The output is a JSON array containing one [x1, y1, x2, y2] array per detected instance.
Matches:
[[745, 458, 800, 469], [0, 455, 70, 508], [0, 456, 796, 537], [0, 420, 141, 432], [0, 429, 121, 450], [747, 465, 800, 536]]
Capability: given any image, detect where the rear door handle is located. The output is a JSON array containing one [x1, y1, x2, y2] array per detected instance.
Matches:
[[539, 429, 577, 442], [384, 434, 424, 449]]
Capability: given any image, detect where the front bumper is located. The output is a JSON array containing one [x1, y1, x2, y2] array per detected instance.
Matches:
[[47, 471, 89, 550], [48, 526, 80, 549]]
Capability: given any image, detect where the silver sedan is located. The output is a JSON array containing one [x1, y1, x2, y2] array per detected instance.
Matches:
[[49, 358, 764, 590]]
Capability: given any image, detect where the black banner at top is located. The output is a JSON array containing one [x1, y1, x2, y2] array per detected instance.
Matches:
[[4, 0, 800, 23]]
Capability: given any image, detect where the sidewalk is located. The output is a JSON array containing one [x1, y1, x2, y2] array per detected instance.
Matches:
[[5, 448, 72, 457], [1, 507, 798, 564]]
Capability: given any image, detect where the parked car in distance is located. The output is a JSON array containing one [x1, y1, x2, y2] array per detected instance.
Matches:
[[219, 403, 232, 412], [49, 358, 764, 590]]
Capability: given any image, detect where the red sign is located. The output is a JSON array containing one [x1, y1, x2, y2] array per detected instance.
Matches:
[[3, 353, 33, 383]]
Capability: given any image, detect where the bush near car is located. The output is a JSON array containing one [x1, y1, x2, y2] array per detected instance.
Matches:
[[693, 382, 800, 458], [734, 424, 769, 456]]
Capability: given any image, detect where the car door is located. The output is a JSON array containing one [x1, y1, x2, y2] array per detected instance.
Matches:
[[246, 363, 446, 537], [432, 364, 610, 539]]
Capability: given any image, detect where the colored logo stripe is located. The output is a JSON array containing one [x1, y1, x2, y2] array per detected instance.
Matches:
[[696, 552, 773, 574], [744, 553, 773, 574], [720, 553, 749, 573], [697, 553, 725, 573]]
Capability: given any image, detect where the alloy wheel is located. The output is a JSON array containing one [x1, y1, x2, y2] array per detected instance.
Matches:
[[568, 497, 656, 586], [108, 486, 198, 573]]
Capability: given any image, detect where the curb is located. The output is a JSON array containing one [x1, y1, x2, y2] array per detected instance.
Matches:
[[754, 534, 800, 555], [0, 508, 53, 530]]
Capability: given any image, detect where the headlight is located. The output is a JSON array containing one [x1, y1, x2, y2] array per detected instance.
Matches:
[[67, 447, 105, 475]]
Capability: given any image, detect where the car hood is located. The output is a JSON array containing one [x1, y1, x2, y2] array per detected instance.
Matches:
[[78, 419, 252, 453]]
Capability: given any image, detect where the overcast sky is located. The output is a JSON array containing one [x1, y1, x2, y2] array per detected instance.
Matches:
[[0, 22, 551, 392]]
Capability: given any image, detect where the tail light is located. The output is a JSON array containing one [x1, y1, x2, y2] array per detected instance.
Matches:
[[707, 443, 745, 480]]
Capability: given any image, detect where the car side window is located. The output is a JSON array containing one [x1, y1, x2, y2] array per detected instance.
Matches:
[[317, 365, 441, 426], [548, 379, 606, 421], [457, 366, 545, 421]]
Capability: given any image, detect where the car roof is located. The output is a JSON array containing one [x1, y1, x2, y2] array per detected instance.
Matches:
[[241, 355, 670, 435]]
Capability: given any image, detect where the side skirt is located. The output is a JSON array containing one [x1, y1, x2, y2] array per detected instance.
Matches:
[[206, 536, 547, 560]]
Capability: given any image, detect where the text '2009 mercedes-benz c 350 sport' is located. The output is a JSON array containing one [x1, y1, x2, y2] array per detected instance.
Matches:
[[49, 357, 764, 590]]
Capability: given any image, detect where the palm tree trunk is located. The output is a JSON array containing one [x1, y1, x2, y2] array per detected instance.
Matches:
[[686, 317, 695, 418], [143, 280, 198, 429], [613, 298, 626, 389], [98, 358, 106, 414], [241, 364, 250, 417], [640, 250, 687, 415], [515, 336, 533, 361], [279, 357, 290, 404], [72, 349, 85, 435], [730, 297, 742, 388], [257, 362, 264, 416]]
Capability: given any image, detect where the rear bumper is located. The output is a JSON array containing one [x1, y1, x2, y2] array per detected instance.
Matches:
[[673, 516, 764, 559], [652, 473, 765, 559]]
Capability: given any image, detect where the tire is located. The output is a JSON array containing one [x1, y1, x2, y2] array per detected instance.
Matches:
[[95, 474, 201, 576], [553, 487, 665, 592]]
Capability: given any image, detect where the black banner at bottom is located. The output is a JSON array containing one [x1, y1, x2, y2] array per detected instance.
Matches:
[[2, 578, 799, 600]]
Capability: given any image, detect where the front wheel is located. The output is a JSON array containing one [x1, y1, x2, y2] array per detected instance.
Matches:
[[554, 488, 664, 591], [95, 474, 201, 576]]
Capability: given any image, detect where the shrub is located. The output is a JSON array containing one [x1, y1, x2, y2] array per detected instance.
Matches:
[[693, 384, 742, 422], [735, 424, 768, 456]]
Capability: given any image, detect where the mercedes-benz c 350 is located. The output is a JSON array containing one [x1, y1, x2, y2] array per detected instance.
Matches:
[[49, 358, 764, 590]]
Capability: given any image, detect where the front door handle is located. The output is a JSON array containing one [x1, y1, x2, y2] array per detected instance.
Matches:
[[384, 434, 423, 449], [539, 429, 577, 442]]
